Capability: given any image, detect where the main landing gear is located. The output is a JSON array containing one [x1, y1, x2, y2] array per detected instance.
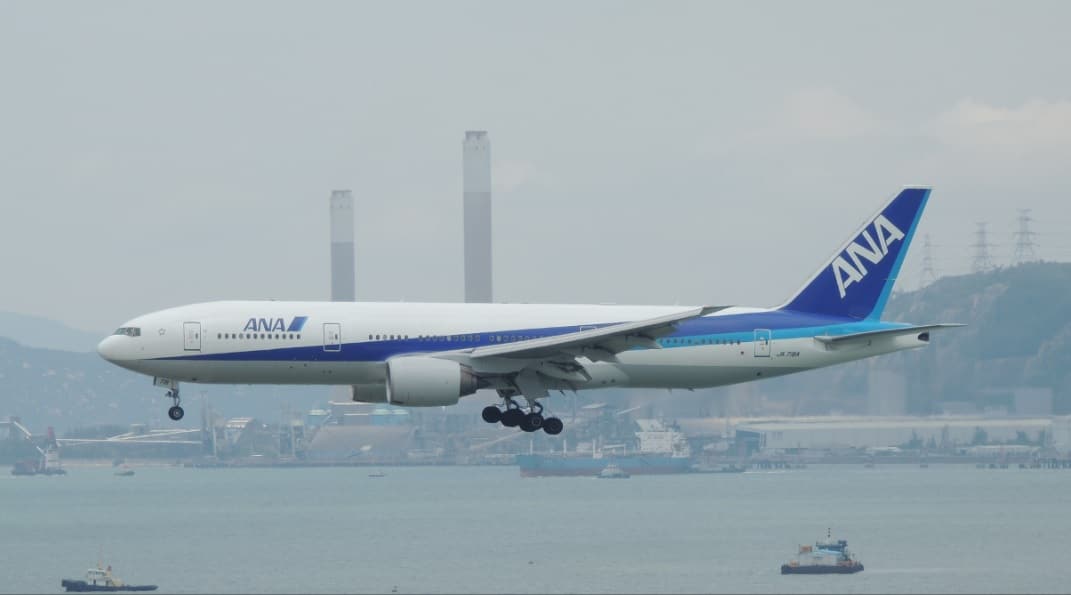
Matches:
[[482, 398, 563, 435], [166, 388, 184, 421]]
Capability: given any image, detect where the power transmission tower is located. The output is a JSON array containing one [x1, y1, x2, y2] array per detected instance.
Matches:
[[971, 222, 995, 273], [1012, 208, 1038, 265], [919, 233, 938, 288]]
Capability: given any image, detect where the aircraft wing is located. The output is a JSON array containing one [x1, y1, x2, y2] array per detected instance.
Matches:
[[814, 323, 965, 347], [469, 305, 726, 363]]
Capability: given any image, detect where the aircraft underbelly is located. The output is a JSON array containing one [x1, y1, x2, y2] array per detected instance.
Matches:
[[139, 360, 385, 385], [607, 339, 847, 389]]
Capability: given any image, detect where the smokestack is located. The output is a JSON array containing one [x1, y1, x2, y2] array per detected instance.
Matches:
[[329, 190, 355, 302], [463, 131, 492, 303]]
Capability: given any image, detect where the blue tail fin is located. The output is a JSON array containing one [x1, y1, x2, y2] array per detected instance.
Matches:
[[779, 187, 930, 320]]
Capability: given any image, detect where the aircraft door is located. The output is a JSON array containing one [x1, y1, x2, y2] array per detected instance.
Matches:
[[183, 322, 202, 352], [323, 323, 342, 352], [753, 329, 771, 357]]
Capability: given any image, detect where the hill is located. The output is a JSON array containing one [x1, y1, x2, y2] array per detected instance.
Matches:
[[0, 336, 327, 433], [0, 311, 105, 352], [739, 262, 1071, 416], [882, 261, 1071, 413]]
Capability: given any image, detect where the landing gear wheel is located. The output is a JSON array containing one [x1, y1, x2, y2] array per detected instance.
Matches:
[[525, 412, 544, 430], [481, 406, 502, 424], [501, 408, 524, 427], [542, 417, 564, 435], [519, 416, 538, 432], [165, 387, 183, 422]]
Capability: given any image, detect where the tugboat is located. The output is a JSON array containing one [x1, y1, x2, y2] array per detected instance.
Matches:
[[781, 529, 864, 574], [61, 564, 157, 592], [114, 464, 135, 477]]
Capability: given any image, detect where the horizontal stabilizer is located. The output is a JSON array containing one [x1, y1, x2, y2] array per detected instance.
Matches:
[[814, 323, 965, 347]]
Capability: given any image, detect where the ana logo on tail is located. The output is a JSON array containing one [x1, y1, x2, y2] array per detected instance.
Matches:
[[831, 214, 905, 299]]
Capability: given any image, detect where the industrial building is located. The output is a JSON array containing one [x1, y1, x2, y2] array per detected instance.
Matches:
[[731, 416, 1061, 454], [302, 401, 416, 462]]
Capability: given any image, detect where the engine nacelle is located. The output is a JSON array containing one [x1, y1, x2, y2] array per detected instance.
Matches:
[[386, 357, 479, 407], [350, 383, 388, 403]]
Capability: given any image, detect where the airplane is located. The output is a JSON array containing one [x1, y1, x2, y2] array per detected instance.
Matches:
[[97, 187, 961, 434]]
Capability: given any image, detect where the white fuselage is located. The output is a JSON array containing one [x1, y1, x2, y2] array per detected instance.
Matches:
[[97, 300, 925, 395]]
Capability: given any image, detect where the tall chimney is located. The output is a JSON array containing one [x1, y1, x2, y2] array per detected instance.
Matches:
[[463, 131, 492, 303], [329, 190, 355, 302]]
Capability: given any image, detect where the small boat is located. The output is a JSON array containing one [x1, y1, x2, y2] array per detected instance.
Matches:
[[368, 471, 386, 478], [781, 529, 864, 575], [596, 463, 630, 479], [61, 564, 157, 592], [114, 465, 135, 477]]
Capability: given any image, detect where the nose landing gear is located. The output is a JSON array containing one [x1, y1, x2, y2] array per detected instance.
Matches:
[[154, 378, 184, 421], [166, 388, 184, 421]]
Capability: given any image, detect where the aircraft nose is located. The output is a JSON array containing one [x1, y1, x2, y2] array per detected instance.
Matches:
[[97, 335, 123, 362]]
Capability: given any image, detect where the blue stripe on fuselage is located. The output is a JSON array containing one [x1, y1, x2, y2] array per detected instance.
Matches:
[[153, 310, 908, 363]]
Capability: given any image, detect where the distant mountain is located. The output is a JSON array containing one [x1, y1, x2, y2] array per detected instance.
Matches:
[[0, 337, 329, 434], [882, 261, 1071, 413], [743, 262, 1071, 416], [0, 311, 105, 352]]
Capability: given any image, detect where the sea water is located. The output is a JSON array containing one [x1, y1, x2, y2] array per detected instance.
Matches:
[[2, 464, 1069, 594]]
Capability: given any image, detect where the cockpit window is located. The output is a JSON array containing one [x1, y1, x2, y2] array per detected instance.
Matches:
[[114, 327, 141, 337]]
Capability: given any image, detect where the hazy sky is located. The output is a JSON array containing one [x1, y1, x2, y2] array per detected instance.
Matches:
[[3, 1, 1070, 333]]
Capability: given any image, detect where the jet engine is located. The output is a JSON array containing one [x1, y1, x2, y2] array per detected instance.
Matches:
[[386, 356, 479, 406]]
